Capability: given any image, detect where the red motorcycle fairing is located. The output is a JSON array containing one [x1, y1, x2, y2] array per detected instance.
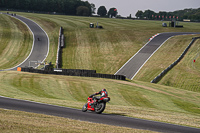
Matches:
[[82, 95, 110, 113], [87, 97, 95, 111], [86, 97, 110, 111]]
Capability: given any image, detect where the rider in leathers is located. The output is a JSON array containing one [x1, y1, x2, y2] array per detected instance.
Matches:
[[91, 89, 108, 105], [94, 88, 108, 97]]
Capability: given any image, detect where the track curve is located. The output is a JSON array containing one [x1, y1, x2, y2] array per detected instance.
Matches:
[[115, 32, 199, 79], [5, 14, 49, 70], [0, 96, 200, 133]]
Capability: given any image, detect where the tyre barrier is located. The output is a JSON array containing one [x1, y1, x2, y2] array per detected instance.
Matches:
[[19, 67, 126, 80], [151, 37, 200, 83]]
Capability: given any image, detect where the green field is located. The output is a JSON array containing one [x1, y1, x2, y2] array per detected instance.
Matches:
[[0, 12, 200, 131]]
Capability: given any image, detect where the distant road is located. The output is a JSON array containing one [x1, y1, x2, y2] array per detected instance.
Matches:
[[0, 96, 200, 133], [115, 32, 199, 79], [4, 14, 49, 70]]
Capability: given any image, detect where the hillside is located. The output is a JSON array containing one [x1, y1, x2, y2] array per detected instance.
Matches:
[[0, 12, 200, 130], [1, 11, 200, 90], [14, 12, 200, 91], [135, 35, 200, 91], [13, 12, 200, 74], [158, 37, 200, 90], [0, 71, 200, 128]]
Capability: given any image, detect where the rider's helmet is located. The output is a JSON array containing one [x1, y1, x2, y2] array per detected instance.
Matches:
[[101, 88, 108, 97], [102, 88, 106, 91]]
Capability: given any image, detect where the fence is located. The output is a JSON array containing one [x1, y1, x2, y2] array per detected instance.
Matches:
[[151, 37, 200, 83], [56, 27, 65, 69], [51, 26, 126, 80], [19, 67, 126, 80]]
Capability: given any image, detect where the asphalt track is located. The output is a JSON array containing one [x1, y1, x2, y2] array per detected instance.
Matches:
[[5, 14, 49, 70], [115, 32, 199, 79], [0, 96, 200, 133]]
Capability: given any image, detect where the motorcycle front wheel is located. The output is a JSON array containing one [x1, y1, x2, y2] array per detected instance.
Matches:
[[82, 103, 87, 112], [95, 102, 106, 114]]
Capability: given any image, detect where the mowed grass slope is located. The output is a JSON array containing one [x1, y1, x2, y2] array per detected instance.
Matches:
[[13, 13, 200, 91], [135, 35, 200, 91], [159, 38, 200, 91], [0, 14, 32, 69], [0, 12, 200, 131], [0, 71, 200, 128], [12, 12, 200, 74]]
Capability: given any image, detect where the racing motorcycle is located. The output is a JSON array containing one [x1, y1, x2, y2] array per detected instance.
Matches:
[[82, 94, 110, 114]]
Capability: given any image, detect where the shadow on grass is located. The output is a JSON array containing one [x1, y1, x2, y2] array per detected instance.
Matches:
[[102, 112, 128, 117]]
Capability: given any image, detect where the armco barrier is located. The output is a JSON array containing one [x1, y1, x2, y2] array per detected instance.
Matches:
[[56, 27, 64, 69], [20, 67, 126, 80], [61, 34, 65, 48], [151, 37, 200, 83]]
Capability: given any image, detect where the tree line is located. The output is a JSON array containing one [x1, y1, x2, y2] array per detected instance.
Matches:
[[135, 8, 200, 22], [1, 0, 199, 21], [97, 6, 118, 18], [0, 0, 118, 17], [0, 0, 94, 16]]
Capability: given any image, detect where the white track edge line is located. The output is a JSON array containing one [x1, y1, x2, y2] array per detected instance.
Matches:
[[3, 15, 49, 70], [114, 33, 160, 75], [131, 33, 198, 80]]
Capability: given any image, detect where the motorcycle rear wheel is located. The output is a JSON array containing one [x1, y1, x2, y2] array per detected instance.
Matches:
[[82, 103, 87, 112], [95, 102, 106, 114]]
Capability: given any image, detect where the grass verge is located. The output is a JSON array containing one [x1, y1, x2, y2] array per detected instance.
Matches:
[[0, 109, 156, 133], [0, 71, 200, 128]]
